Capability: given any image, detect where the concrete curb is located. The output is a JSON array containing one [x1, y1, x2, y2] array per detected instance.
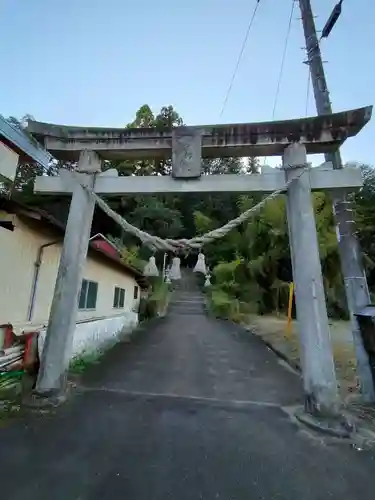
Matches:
[[23, 392, 67, 409], [243, 325, 375, 440], [295, 406, 353, 438], [249, 329, 302, 375]]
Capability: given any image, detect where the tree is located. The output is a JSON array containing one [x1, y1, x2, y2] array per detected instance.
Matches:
[[127, 104, 155, 128], [246, 156, 261, 174], [355, 164, 375, 290], [128, 196, 184, 240]]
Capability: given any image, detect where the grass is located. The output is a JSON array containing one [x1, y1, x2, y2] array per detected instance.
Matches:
[[69, 349, 104, 375], [0, 372, 24, 425], [207, 288, 258, 324], [150, 279, 170, 309], [140, 278, 171, 320]]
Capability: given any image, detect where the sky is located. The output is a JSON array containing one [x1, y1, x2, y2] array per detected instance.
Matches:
[[1, 0, 374, 167]]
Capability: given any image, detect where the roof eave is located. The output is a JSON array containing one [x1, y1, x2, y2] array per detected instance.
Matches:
[[0, 115, 51, 168]]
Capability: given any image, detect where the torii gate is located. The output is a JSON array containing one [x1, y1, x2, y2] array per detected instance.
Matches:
[[28, 106, 373, 418]]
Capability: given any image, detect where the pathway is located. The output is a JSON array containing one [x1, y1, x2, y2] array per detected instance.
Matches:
[[1, 276, 375, 499]]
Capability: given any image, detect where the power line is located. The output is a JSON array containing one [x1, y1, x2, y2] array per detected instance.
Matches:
[[305, 68, 311, 116], [270, 0, 296, 119], [219, 0, 261, 119], [263, 0, 295, 166]]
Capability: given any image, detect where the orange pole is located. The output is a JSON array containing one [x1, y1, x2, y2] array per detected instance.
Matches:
[[285, 282, 294, 338]]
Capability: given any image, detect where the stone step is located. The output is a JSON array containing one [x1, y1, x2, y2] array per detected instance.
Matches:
[[170, 298, 205, 304], [172, 292, 205, 299], [168, 310, 205, 315], [168, 308, 205, 315], [170, 300, 205, 307], [169, 302, 205, 309], [168, 303, 206, 313]]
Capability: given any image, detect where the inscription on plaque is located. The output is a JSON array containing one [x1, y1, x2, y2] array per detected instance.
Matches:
[[172, 127, 202, 179]]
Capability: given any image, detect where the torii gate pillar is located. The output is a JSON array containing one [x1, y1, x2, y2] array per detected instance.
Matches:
[[283, 143, 339, 416], [35, 151, 100, 399]]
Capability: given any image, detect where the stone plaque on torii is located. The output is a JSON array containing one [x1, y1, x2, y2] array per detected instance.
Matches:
[[28, 106, 374, 417]]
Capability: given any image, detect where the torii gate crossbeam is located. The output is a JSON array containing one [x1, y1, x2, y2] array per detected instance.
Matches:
[[34, 163, 363, 196], [27, 106, 371, 160]]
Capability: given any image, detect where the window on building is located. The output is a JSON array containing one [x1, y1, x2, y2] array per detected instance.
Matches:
[[78, 279, 98, 310], [113, 286, 125, 308], [133, 285, 139, 300]]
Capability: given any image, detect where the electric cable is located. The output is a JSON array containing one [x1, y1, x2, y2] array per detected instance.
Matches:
[[263, 0, 295, 166], [305, 68, 311, 116], [219, 0, 261, 119], [270, 0, 296, 119]]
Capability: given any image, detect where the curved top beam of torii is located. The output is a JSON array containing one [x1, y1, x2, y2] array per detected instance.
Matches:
[[27, 106, 372, 162]]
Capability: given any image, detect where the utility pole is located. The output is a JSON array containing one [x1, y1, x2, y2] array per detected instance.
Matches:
[[298, 0, 375, 402]]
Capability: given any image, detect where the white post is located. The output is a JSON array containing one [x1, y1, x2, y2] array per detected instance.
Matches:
[[35, 151, 101, 399], [162, 252, 167, 279], [283, 143, 339, 416]]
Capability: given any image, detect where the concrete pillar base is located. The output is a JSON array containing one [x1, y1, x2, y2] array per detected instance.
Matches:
[[23, 390, 68, 409], [295, 406, 354, 438]]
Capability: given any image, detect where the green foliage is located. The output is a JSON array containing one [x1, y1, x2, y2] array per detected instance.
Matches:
[[193, 211, 215, 234], [107, 236, 147, 272], [69, 351, 102, 374], [150, 279, 170, 304], [205, 188, 352, 319], [355, 165, 375, 284], [129, 197, 184, 239], [208, 286, 259, 323], [140, 279, 170, 320], [209, 288, 234, 317]]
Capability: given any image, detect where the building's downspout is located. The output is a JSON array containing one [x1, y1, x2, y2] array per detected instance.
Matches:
[[27, 240, 59, 321]]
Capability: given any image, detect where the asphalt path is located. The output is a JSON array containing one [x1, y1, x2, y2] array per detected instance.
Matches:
[[1, 293, 374, 499]]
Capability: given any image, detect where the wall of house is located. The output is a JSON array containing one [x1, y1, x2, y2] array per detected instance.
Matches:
[[38, 312, 139, 362], [0, 213, 51, 324], [0, 215, 140, 325], [0, 141, 19, 183], [33, 242, 139, 323]]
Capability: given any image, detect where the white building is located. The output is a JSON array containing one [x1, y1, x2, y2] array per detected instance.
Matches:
[[0, 198, 147, 359]]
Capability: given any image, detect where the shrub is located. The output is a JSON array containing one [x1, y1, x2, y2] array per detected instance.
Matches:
[[140, 279, 170, 320]]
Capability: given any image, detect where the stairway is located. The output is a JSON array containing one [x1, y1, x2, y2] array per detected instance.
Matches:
[[168, 269, 206, 315]]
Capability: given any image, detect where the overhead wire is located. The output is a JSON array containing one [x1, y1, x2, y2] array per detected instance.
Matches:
[[263, 0, 295, 165], [219, 0, 261, 119], [305, 69, 311, 117], [270, 0, 296, 120]]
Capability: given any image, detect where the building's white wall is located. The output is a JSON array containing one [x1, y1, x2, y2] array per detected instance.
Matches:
[[0, 214, 51, 324], [38, 312, 139, 362], [0, 142, 19, 182], [77, 256, 139, 321], [0, 215, 140, 326]]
